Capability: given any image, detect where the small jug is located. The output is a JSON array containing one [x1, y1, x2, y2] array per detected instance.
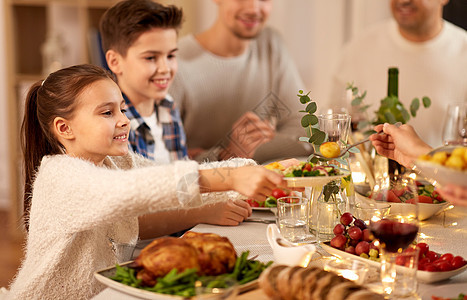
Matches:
[[266, 224, 316, 267]]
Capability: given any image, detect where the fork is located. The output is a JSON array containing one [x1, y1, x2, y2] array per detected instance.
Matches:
[[312, 122, 402, 160]]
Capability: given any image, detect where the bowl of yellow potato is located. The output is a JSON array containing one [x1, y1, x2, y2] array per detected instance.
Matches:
[[414, 146, 467, 187]]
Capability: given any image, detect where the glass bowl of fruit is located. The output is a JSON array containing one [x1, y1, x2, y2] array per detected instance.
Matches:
[[355, 180, 448, 221], [414, 145, 467, 188]]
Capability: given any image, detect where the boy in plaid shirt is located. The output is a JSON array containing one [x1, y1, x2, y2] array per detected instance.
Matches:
[[100, 0, 252, 238]]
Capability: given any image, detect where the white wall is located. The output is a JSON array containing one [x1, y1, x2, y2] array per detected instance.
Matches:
[[170, 0, 391, 105], [0, 0, 9, 210]]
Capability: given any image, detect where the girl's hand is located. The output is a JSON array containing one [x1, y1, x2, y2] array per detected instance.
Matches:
[[199, 165, 287, 201], [229, 166, 286, 201], [199, 199, 252, 226]]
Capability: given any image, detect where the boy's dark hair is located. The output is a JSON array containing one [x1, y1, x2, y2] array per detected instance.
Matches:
[[100, 0, 183, 56]]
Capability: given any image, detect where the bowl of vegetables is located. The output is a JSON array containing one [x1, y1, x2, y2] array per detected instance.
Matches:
[[356, 180, 448, 221]]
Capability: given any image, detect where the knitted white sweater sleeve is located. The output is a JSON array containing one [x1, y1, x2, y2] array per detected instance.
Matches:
[[30, 155, 201, 234]]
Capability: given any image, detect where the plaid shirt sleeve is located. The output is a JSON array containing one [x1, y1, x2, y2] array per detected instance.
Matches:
[[125, 94, 187, 161]]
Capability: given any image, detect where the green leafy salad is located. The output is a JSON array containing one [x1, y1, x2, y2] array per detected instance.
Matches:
[[282, 162, 340, 178], [110, 251, 271, 297]]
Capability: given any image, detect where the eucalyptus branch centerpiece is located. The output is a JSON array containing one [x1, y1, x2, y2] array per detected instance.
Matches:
[[295, 90, 354, 204], [296, 90, 359, 167]]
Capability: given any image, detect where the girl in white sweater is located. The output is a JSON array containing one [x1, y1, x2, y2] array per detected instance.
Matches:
[[8, 64, 286, 299]]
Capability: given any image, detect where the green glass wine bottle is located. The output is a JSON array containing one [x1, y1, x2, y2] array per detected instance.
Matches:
[[386, 67, 405, 176], [387, 67, 398, 97]]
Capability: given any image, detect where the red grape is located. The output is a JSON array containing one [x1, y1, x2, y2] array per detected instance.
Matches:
[[345, 246, 356, 255], [349, 239, 359, 247], [330, 234, 347, 250], [353, 219, 367, 230], [348, 226, 363, 241], [355, 241, 370, 255], [340, 212, 353, 226], [333, 223, 345, 235], [362, 229, 372, 242]]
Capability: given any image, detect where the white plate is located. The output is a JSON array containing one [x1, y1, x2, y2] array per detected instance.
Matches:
[[420, 282, 467, 300], [355, 193, 449, 221], [94, 262, 258, 299], [284, 170, 350, 187], [320, 242, 467, 283], [414, 146, 467, 188], [252, 207, 274, 211]]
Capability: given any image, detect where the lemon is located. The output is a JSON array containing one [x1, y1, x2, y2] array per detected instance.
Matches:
[[264, 161, 284, 171], [430, 152, 448, 164], [452, 147, 466, 157], [445, 155, 465, 170], [319, 142, 341, 158]]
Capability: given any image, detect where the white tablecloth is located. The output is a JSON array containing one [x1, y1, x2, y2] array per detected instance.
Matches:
[[93, 206, 467, 299]]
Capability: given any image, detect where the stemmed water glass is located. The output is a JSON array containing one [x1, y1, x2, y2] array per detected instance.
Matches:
[[442, 103, 467, 146], [367, 171, 419, 298]]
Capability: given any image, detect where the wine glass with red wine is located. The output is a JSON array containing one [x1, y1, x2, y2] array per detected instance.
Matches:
[[367, 171, 419, 297]]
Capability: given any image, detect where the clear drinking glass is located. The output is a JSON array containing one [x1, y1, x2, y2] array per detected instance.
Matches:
[[442, 103, 467, 146], [317, 113, 351, 147], [277, 196, 315, 244]]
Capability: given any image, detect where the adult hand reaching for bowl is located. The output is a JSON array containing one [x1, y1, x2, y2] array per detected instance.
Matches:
[[369, 123, 433, 168], [437, 184, 467, 207], [219, 112, 275, 159]]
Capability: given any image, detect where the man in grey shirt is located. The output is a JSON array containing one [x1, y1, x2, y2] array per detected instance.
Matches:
[[170, 0, 311, 163]]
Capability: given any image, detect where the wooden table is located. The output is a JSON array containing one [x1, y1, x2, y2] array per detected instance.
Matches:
[[92, 206, 467, 299]]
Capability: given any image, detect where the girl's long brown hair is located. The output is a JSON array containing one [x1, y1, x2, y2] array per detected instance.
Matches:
[[21, 64, 115, 231]]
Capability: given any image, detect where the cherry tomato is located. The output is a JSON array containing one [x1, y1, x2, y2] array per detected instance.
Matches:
[[418, 257, 430, 270], [426, 250, 439, 262], [451, 256, 466, 269], [246, 199, 259, 207], [395, 255, 406, 266], [303, 163, 312, 172], [433, 260, 453, 271], [271, 188, 288, 200], [439, 253, 454, 263], [416, 242, 429, 257], [424, 263, 439, 272]]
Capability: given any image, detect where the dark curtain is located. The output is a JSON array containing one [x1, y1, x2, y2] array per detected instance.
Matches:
[[443, 0, 467, 30]]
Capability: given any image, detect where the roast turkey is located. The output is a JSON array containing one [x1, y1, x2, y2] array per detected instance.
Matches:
[[131, 231, 237, 286]]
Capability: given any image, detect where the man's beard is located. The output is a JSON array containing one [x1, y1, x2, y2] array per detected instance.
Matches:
[[231, 29, 261, 40]]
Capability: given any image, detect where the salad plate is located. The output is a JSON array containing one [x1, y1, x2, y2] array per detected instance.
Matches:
[[285, 170, 350, 188], [414, 146, 467, 188], [320, 242, 467, 283], [94, 262, 258, 300], [419, 282, 467, 300]]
